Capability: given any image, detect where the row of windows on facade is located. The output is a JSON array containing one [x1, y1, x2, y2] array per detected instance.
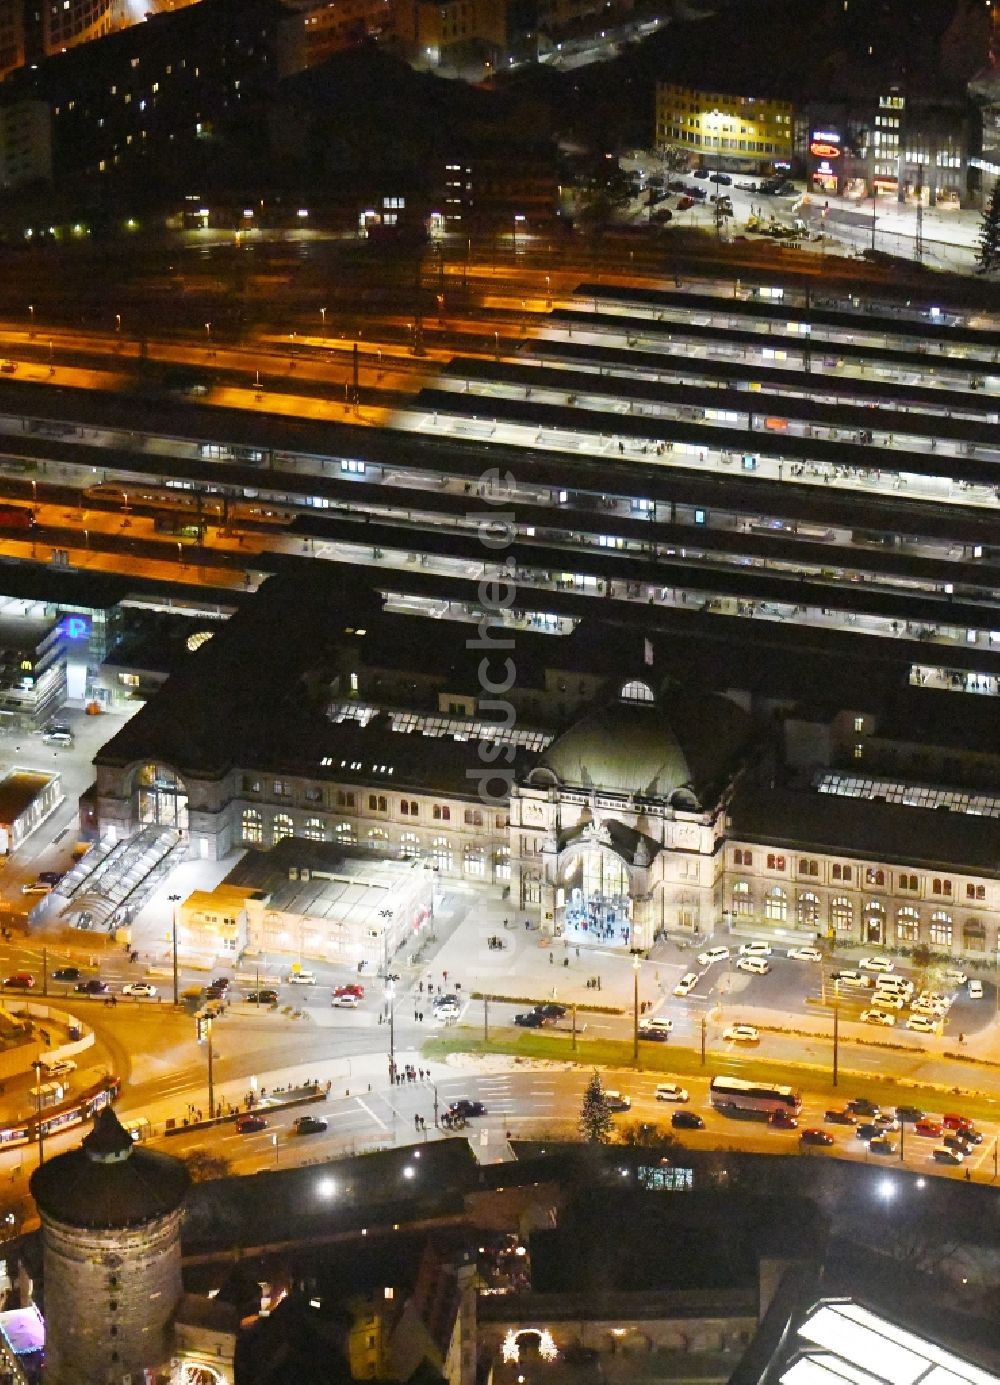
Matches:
[[730, 884, 979, 946], [246, 781, 506, 828], [731, 849, 984, 899], [240, 808, 510, 870], [664, 129, 786, 153]]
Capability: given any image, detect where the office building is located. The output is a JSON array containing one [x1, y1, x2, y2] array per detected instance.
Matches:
[[655, 83, 795, 173]]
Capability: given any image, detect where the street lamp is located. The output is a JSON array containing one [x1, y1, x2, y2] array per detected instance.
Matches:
[[204, 322, 212, 345], [28, 304, 34, 337], [832, 979, 840, 1087], [632, 953, 641, 1063], [705, 108, 724, 240], [320, 307, 327, 338], [115, 313, 121, 334], [168, 893, 182, 1005], [385, 977, 396, 1078]]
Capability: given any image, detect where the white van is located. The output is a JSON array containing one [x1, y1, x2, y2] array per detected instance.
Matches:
[[737, 957, 770, 975], [875, 975, 914, 997]]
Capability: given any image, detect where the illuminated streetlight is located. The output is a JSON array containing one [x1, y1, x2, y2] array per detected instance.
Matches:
[[320, 306, 327, 338], [28, 304, 35, 337], [115, 313, 121, 333]]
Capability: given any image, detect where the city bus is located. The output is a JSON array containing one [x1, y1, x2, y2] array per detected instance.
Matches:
[[709, 1075, 802, 1115]]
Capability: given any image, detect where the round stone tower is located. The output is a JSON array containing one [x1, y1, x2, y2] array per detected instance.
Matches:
[[29, 1105, 191, 1385]]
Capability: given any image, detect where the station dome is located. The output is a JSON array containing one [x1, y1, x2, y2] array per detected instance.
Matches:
[[530, 681, 750, 808]]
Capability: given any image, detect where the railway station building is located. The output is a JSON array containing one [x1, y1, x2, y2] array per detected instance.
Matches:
[[90, 571, 1000, 964]]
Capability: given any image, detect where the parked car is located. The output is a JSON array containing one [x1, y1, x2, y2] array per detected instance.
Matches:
[[52, 966, 80, 982], [788, 947, 823, 962], [868, 992, 904, 1010], [860, 1009, 896, 1027], [639, 1017, 673, 1039], [943, 969, 968, 987], [334, 983, 365, 999], [693, 167, 710, 179], [942, 1113, 974, 1131], [769, 1110, 798, 1129], [969, 979, 984, 1000], [697, 947, 730, 968], [846, 1098, 880, 1118], [674, 972, 699, 998], [915, 1119, 944, 1138], [3, 973, 34, 989], [122, 982, 157, 998], [75, 979, 109, 995], [236, 1114, 267, 1134], [835, 972, 870, 990], [286, 971, 316, 985], [449, 1099, 487, 1118], [943, 1133, 972, 1155], [859, 957, 894, 973], [534, 1003, 567, 1020], [933, 1147, 964, 1165], [906, 1015, 938, 1033], [514, 1011, 545, 1027], [676, 196, 696, 211], [655, 1083, 688, 1102], [671, 1110, 704, 1130], [246, 989, 278, 1004], [37, 871, 64, 886], [824, 1108, 858, 1125], [869, 1137, 896, 1156], [855, 1123, 881, 1142], [667, 179, 688, 193], [739, 941, 772, 957], [800, 1128, 834, 1146], [208, 977, 230, 993], [894, 1106, 925, 1123], [293, 1115, 328, 1135], [604, 1091, 631, 1113], [710, 172, 733, 185], [723, 1024, 760, 1044], [332, 993, 359, 1008]]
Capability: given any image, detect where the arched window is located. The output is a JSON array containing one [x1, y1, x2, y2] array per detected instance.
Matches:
[[272, 813, 293, 845], [620, 679, 654, 703], [241, 808, 263, 845], [831, 897, 853, 933], [400, 832, 420, 859], [797, 892, 819, 926], [303, 817, 325, 842], [929, 911, 953, 949], [764, 886, 787, 921], [368, 827, 389, 851], [431, 837, 452, 872], [464, 844, 485, 877], [333, 822, 356, 846], [494, 846, 510, 881], [896, 905, 919, 943], [732, 880, 752, 916]]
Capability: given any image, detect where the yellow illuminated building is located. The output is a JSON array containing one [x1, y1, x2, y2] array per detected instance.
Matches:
[[655, 83, 795, 168]]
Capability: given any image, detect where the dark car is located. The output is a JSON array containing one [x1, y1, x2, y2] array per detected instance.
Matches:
[[895, 1105, 925, 1123], [293, 1116, 328, 1136], [769, 1110, 798, 1130], [693, 167, 710, 179], [75, 979, 109, 994], [671, 1110, 705, 1130], [959, 1126, 984, 1144], [236, 1114, 267, 1134], [209, 977, 231, 993], [869, 1136, 896, 1155], [667, 179, 687, 193], [800, 1129, 834, 1146], [533, 1003, 567, 1021], [52, 966, 80, 982], [943, 1132, 973, 1154], [449, 1099, 487, 1118], [515, 1011, 545, 1027], [825, 1108, 858, 1125], [855, 1123, 880, 1142], [710, 172, 733, 185], [846, 1098, 880, 1118], [37, 871, 65, 886], [246, 989, 278, 1005]]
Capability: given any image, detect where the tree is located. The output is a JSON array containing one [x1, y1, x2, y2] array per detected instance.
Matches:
[[976, 185, 1000, 275], [615, 1120, 681, 1155], [579, 1070, 613, 1143], [184, 1148, 233, 1182]]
